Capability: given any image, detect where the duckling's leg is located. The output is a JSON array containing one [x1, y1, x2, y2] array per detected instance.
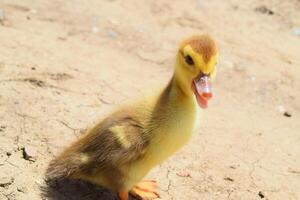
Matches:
[[118, 190, 129, 200], [130, 180, 159, 199]]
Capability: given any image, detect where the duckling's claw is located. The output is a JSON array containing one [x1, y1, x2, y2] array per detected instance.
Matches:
[[130, 180, 159, 200]]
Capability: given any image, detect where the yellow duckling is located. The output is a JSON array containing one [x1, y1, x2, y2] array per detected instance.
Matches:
[[46, 34, 218, 200]]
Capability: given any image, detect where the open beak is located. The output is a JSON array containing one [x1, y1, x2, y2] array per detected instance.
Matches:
[[192, 73, 213, 108]]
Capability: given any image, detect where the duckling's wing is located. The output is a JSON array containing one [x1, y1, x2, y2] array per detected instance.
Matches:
[[79, 111, 150, 167]]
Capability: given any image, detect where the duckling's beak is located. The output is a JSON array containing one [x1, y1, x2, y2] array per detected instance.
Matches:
[[191, 74, 213, 108]]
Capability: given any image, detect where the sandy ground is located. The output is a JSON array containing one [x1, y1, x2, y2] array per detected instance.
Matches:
[[0, 0, 300, 199]]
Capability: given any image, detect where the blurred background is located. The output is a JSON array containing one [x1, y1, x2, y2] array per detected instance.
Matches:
[[0, 0, 299, 199]]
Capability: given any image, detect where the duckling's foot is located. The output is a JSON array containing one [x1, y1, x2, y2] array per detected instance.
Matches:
[[118, 190, 129, 200], [130, 180, 159, 200]]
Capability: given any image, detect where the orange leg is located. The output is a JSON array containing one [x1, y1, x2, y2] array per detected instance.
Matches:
[[118, 190, 129, 200], [130, 180, 159, 200]]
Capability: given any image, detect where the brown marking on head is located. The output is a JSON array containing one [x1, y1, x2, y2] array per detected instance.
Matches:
[[180, 35, 218, 63]]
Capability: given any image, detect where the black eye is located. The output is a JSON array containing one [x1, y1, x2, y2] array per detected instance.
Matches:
[[184, 55, 194, 65]]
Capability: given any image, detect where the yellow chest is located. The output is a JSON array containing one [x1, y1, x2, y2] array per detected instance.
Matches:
[[125, 100, 198, 187], [146, 105, 197, 164]]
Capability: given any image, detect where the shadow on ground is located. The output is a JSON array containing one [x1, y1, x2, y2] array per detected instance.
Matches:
[[41, 178, 139, 200]]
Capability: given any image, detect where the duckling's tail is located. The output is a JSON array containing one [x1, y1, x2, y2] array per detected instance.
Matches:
[[46, 151, 82, 181]]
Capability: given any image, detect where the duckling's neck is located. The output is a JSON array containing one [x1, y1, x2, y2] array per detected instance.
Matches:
[[171, 75, 192, 98], [170, 75, 197, 111], [170, 61, 197, 101], [151, 74, 197, 123]]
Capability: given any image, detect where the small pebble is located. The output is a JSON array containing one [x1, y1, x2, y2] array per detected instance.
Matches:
[[6, 151, 12, 157], [258, 191, 265, 198], [80, 128, 86, 134], [0, 125, 5, 132], [107, 29, 118, 38], [224, 177, 234, 182], [57, 37, 67, 41], [22, 146, 38, 162], [255, 6, 274, 15], [288, 168, 300, 174], [17, 186, 28, 193], [257, 132, 262, 136], [176, 170, 191, 177], [0, 177, 14, 187], [283, 111, 292, 117]]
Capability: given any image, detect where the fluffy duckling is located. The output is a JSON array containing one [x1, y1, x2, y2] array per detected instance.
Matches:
[[46, 34, 218, 200]]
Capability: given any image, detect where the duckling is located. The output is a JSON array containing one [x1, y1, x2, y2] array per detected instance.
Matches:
[[46, 34, 219, 200]]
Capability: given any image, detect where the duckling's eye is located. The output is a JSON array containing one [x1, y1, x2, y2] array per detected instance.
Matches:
[[184, 55, 194, 65]]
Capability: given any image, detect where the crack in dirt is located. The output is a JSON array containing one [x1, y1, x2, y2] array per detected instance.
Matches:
[[57, 120, 80, 138], [4, 160, 21, 170], [134, 52, 167, 65], [3, 191, 15, 200], [0, 78, 92, 95], [160, 168, 174, 200], [226, 189, 234, 200], [96, 94, 113, 105], [234, 155, 264, 188], [249, 158, 262, 188]]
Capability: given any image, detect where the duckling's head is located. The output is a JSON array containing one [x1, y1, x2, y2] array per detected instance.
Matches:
[[175, 34, 219, 108]]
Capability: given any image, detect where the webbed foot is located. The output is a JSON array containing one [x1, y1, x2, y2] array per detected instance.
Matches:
[[130, 180, 159, 200]]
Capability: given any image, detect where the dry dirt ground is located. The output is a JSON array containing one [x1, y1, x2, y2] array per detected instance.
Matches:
[[0, 0, 300, 200]]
